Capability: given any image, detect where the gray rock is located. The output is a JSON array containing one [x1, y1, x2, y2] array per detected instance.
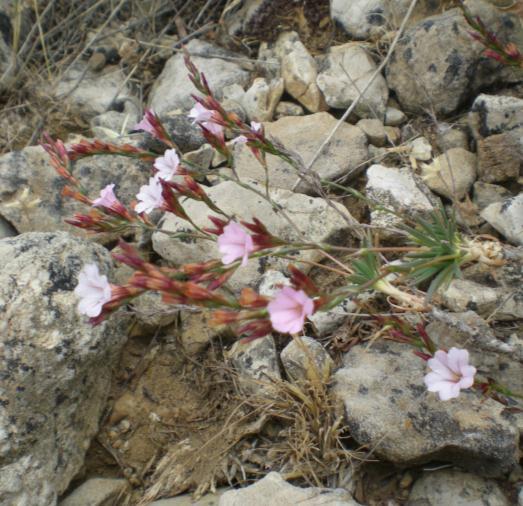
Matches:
[[227, 336, 281, 396], [258, 270, 290, 297], [407, 470, 510, 506], [421, 148, 477, 200], [473, 182, 513, 210], [0, 215, 16, 238], [333, 341, 519, 477], [384, 106, 406, 126], [317, 43, 389, 119], [149, 40, 251, 114], [309, 298, 356, 337], [435, 125, 469, 152], [281, 336, 334, 382], [55, 64, 135, 119], [477, 128, 523, 183], [386, 2, 522, 116], [150, 492, 222, 505], [275, 32, 326, 113], [357, 119, 387, 147], [365, 164, 436, 235], [0, 232, 126, 505], [90, 108, 139, 136], [469, 94, 523, 139], [330, 0, 441, 40], [131, 292, 178, 328], [218, 472, 358, 506], [242, 77, 284, 122], [152, 111, 207, 153], [178, 309, 216, 356], [0, 145, 149, 234], [153, 179, 355, 292], [274, 101, 305, 119], [59, 478, 126, 506], [481, 194, 523, 245], [233, 112, 368, 193], [409, 136, 432, 162]]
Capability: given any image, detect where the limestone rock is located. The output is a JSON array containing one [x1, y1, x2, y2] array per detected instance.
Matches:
[[386, 2, 523, 116], [357, 119, 387, 147], [317, 43, 389, 119], [409, 137, 432, 162], [469, 94, 523, 139], [481, 193, 523, 245], [421, 148, 477, 200], [59, 478, 126, 506], [333, 341, 519, 477], [477, 129, 523, 183], [275, 32, 326, 113], [280, 336, 334, 382], [131, 292, 178, 328], [152, 179, 355, 292], [0, 145, 148, 234], [408, 470, 510, 506], [0, 232, 126, 505], [227, 336, 281, 396], [473, 182, 513, 210], [233, 112, 368, 193], [435, 125, 469, 152], [309, 298, 356, 337], [242, 77, 284, 122], [218, 472, 358, 506], [149, 40, 250, 114], [365, 164, 436, 235], [384, 106, 406, 126], [55, 64, 135, 119], [274, 101, 304, 119]]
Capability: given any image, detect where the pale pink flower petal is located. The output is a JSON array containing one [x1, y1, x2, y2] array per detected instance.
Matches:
[[188, 103, 213, 124], [251, 121, 262, 133], [202, 120, 224, 138], [135, 176, 164, 214], [217, 221, 254, 266], [74, 263, 111, 317], [154, 149, 180, 181], [133, 111, 155, 134], [92, 183, 119, 208], [424, 347, 476, 401], [232, 135, 248, 145], [268, 287, 314, 334]]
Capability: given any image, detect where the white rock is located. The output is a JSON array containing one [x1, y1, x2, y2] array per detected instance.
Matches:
[[153, 179, 355, 292], [469, 93, 523, 139], [384, 106, 406, 126], [149, 40, 251, 114], [227, 336, 281, 396], [317, 43, 388, 119], [219, 472, 358, 506], [409, 137, 432, 162], [0, 232, 126, 505], [481, 193, 523, 245], [309, 297, 356, 337], [275, 32, 326, 112], [258, 270, 291, 297], [242, 77, 284, 122], [408, 470, 510, 506], [280, 336, 334, 382], [233, 112, 368, 193], [421, 148, 477, 200], [55, 64, 134, 119], [59, 478, 126, 506], [365, 164, 436, 234]]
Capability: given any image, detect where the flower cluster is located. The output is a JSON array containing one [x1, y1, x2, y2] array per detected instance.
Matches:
[[42, 54, 516, 405]]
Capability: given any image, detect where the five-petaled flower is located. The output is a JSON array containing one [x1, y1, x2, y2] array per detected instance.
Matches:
[[217, 221, 255, 267], [92, 183, 120, 209], [424, 347, 476, 401], [74, 263, 112, 317], [267, 287, 314, 334], [135, 176, 164, 214], [154, 149, 180, 181]]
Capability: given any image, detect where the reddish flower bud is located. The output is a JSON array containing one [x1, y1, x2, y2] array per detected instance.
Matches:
[[288, 265, 319, 296], [239, 288, 269, 308]]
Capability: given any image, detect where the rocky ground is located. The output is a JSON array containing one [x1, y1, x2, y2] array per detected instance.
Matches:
[[0, 0, 522, 505]]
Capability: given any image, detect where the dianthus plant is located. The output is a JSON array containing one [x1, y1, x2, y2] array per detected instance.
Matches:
[[42, 53, 515, 403]]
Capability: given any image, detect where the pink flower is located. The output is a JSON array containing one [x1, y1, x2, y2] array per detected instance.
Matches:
[[74, 263, 112, 317], [133, 110, 156, 134], [188, 103, 214, 124], [92, 183, 120, 208], [424, 348, 476, 401], [267, 287, 314, 334], [251, 121, 262, 133], [202, 120, 225, 139], [154, 149, 180, 181], [135, 176, 164, 214], [217, 221, 254, 266]]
